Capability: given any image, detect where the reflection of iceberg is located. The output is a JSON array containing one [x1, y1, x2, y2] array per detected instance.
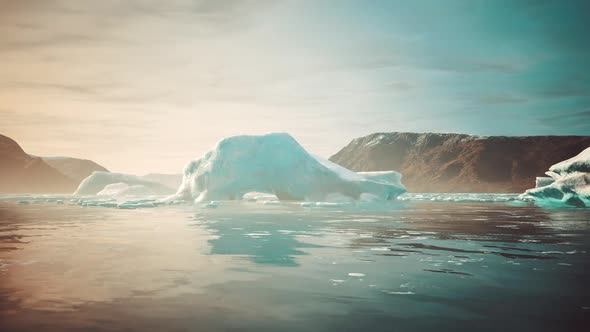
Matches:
[[196, 209, 322, 267], [520, 147, 590, 207], [173, 133, 406, 203], [74, 172, 175, 196]]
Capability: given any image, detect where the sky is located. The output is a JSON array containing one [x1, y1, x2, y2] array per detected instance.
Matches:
[[1, 0, 589, 174]]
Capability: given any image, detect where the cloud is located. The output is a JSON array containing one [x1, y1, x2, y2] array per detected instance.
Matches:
[[1, 81, 101, 96], [538, 110, 590, 128], [534, 109, 590, 135], [474, 95, 529, 105], [2, 0, 589, 173], [384, 81, 413, 91], [534, 87, 590, 99], [428, 59, 523, 74]]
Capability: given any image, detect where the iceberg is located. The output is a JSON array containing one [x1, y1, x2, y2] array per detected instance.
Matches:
[[519, 147, 590, 207], [74, 171, 175, 196], [142, 173, 183, 189], [535, 177, 555, 188], [172, 133, 406, 203], [548, 147, 590, 175], [96, 182, 157, 197]]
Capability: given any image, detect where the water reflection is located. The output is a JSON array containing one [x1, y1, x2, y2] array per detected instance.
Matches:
[[196, 202, 586, 266], [0, 203, 250, 314], [0, 200, 589, 332], [199, 217, 321, 267]]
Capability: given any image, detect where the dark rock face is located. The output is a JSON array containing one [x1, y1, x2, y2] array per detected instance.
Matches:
[[0, 134, 77, 193], [329, 133, 590, 193], [42, 157, 109, 184]]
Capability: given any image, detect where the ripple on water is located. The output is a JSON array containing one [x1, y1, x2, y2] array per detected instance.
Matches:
[[348, 273, 365, 277], [383, 290, 415, 295], [423, 268, 472, 276]]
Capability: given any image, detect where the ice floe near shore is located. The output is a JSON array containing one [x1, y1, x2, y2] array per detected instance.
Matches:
[[171, 133, 406, 204], [519, 147, 590, 207]]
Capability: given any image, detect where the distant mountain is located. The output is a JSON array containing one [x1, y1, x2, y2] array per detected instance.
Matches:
[[42, 156, 109, 184], [0, 134, 77, 194], [142, 173, 182, 190], [329, 132, 590, 193]]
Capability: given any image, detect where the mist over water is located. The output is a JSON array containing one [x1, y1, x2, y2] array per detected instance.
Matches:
[[1, 199, 589, 331]]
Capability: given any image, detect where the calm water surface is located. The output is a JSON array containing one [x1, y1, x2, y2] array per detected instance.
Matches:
[[0, 199, 589, 332]]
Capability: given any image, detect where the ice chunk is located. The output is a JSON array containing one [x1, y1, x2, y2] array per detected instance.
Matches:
[[117, 201, 156, 209], [549, 147, 590, 175], [520, 147, 590, 207], [74, 172, 175, 196], [171, 133, 406, 204], [521, 172, 590, 207], [315, 155, 404, 188], [358, 171, 403, 187], [348, 272, 365, 277], [242, 192, 278, 201], [398, 193, 517, 203], [535, 177, 555, 188]]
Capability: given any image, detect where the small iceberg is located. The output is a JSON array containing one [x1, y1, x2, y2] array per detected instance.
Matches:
[[519, 147, 590, 207]]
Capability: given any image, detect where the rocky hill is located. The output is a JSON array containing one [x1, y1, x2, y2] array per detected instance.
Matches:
[[329, 133, 590, 193], [42, 156, 109, 184], [0, 134, 77, 193]]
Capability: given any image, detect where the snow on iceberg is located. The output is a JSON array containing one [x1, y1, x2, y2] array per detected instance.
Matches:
[[172, 133, 406, 203], [535, 177, 555, 188], [74, 171, 175, 196], [548, 147, 590, 175], [520, 147, 590, 207]]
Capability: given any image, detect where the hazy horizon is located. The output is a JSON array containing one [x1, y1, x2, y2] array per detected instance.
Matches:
[[2, 0, 590, 174]]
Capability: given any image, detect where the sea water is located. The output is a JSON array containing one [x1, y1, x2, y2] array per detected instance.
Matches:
[[0, 196, 589, 331]]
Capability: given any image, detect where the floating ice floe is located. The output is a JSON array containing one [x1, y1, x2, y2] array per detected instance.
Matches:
[[170, 133, 406, 204], [80, 198, 162, 209], [519, 147, 590, 207], [397, 193, 517, 203]]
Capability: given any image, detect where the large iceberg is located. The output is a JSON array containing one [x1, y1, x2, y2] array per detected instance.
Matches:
[[519, 147, 590, 207], [74, 171, 175, 196], [172, 133, 406, 203]]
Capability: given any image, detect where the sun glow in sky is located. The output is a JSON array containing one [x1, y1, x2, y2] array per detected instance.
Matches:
[[1, 0, 589, 174]]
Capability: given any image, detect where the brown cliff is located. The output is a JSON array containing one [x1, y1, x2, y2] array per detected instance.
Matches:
[[329, 133, 590, 193], [0, 134, 77, 193]]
